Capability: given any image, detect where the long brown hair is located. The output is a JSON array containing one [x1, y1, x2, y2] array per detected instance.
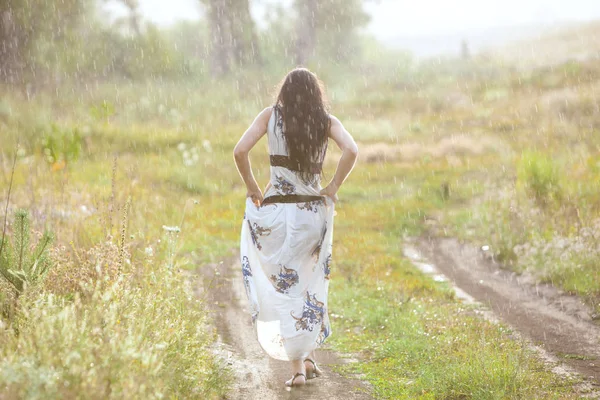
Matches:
[[275, 68, 330, 185]]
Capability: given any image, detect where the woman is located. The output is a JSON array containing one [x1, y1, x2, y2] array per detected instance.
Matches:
[[233, 68, 358, 387]]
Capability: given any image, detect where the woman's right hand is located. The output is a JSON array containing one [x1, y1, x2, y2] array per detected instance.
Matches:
[[247, 186, 263, 207], [320, 182, 339, 203]]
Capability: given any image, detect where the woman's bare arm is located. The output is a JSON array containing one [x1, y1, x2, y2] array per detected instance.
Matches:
[[321, 115, 358, 202], [233, 107, 273, 206]]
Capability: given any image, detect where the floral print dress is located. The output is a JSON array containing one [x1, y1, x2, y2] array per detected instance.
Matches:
[[240, 106, 335, 361]]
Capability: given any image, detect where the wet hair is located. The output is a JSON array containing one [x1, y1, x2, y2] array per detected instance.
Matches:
[[275, 68, 330, 185]]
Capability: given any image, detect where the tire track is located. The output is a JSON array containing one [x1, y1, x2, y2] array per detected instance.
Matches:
[[407, 237, 600, 397], [196, 257, 373, 400]]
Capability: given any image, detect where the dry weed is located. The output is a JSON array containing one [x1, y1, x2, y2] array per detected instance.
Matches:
[[45, 240, 129, 297], [360, 134, 506, 163]]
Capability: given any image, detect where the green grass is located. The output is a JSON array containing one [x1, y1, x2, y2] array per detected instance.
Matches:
[[331, 281, 572, 399], [2, 50, 599, 398], [322, 163, 578, 399]]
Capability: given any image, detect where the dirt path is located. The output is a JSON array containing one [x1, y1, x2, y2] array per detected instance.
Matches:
[[196, 257, 373, 400], [408, 237, 600, 392]]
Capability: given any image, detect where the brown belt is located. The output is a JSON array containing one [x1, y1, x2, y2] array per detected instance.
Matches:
[[269, 155, 322, 174], [262, 195, 325, 205]]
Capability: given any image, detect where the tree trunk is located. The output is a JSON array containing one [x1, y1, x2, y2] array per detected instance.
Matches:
[[121, 0, 141, 36], [228, 0, 261, 66], [0, 8, 22, 84], [207, 0, 231, 76], [294, 0, 317, 66]]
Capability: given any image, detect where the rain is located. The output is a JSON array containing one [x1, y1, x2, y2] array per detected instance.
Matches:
[[1, 0, 600, 398]]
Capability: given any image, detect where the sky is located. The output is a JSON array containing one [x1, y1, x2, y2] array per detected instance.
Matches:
[[105, 0, 600, 55], [364, 0, 600, 38]]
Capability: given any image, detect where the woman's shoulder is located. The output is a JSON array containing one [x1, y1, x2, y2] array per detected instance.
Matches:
[[259, 106, 275, 117], [328, 114, 343, 129], [253, 106, 274, 125]]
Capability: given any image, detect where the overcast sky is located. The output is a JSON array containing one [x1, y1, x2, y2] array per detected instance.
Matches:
[[110, 0, 600, 35], [105, 0, 600, 54], [367, 0, 600, 37]]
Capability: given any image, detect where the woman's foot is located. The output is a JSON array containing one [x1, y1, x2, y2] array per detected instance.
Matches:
[[304, 358, 323, 379], [285, 359, 306, 387], [285, 372, 306, 387]]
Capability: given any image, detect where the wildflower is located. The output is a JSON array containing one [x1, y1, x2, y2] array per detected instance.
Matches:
[[52, 160, 66, 171], [162, 225, 181, 233], [145, 246, 154, 257]]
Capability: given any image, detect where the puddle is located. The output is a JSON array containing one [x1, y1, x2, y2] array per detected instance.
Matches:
[[403, 246, 421, 261], [403, 245, 476, 305], [414, 262, 436, 274]]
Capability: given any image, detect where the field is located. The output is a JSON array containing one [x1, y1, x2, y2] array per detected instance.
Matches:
[[1, 26, 600, 399]]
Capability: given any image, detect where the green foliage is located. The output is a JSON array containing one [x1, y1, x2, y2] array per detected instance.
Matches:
[[0, 267, 229, 398], [89, 100, 115, 124], [42, 124, 83, 169], [309, 0, 371, 61], [1, 0, 377, 82], [0, 210, 53, 294], [1, 0, 90, 82], [331, 280, 572, 399], [518, 151, 562, 205], [41, 124, 83, 168], [588, 154, 600, 175], [73, 23, 189, 80], [166, 20, 210, 75]]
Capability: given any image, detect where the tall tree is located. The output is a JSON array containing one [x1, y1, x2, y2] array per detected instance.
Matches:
[[229, 0, 261, 66], [0, 6, 20, 83], [205, 0, 231, 76], [293, 0, 369, 65], [294, 0, 317, 65], [121, 0, 142, 36], [0, 0, 87, 84], [201, 0, 261, 76]]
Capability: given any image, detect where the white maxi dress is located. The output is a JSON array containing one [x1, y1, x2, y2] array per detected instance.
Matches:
[[240, 106, 335, 361]]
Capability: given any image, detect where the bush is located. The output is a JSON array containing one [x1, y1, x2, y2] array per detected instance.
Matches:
[[41, 124, 83, 170], [0, 210, 53, 296], [0, 261, 228, 399], [517, 150, 562, 205]]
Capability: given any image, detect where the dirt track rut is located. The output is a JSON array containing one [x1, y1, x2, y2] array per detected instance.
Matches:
[[196, 235, 600, 398], [197, 258, 373, 400], [410, 237, 600, 392]]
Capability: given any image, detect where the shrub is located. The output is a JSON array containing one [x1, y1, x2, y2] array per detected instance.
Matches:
[[0, 210, 53, 296], [44, 240, 123, 297], [0, 265, 228, 399], [41, 124, 83, 171], [517, 150, 562, 205]]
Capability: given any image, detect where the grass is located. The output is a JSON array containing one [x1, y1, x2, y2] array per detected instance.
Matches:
[[322, 162, 578, 399], [0, 265, 228, 399], [331, 281, 572, 399], [1, 44, 600, 398], [0, 129, 233, 398]]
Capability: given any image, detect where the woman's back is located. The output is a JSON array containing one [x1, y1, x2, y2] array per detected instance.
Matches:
[[264, 105, 328, 199]]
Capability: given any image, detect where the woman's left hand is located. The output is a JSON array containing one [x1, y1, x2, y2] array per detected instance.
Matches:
[[320, 182, 339, 203]]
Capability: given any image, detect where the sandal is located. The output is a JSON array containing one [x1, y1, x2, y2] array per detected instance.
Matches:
[[285, 372, 306, 387], [304, 358, 323, 379]]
